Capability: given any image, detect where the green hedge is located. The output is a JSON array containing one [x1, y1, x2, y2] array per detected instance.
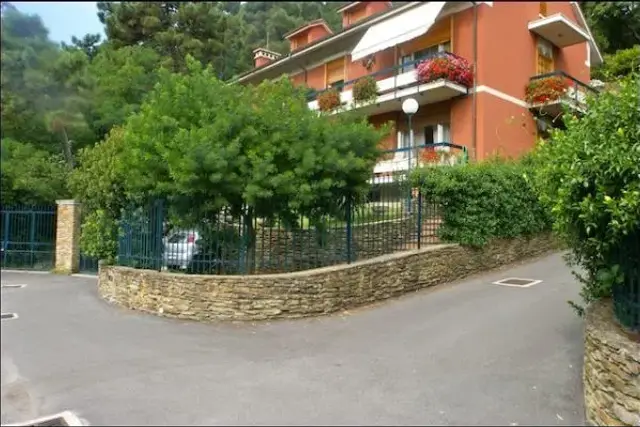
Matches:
[[411, 160, 552, 247]]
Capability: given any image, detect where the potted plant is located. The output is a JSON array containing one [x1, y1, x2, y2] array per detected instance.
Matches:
[[352, 76, 378, 104], [416, 54, 474, 88], [525, 76, 569, 104], [317, 88, 341, 112]]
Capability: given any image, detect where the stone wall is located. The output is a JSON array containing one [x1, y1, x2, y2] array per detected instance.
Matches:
[[99, 233, 558, 322], [584, 300, 640, 426]]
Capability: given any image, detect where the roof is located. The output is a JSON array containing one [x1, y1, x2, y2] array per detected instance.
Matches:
[[570, 1, 604, 65], [283, 19, 333, 40], [232, 2, 416, 83], [252, 47, 282, 57]]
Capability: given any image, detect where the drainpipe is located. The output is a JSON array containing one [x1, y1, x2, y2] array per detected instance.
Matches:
[[471, 1, 478, 161]]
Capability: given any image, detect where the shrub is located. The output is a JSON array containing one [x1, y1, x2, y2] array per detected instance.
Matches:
[[416, 54, 473, 88], [532, 74, 640, 327], [317, 88, 341, 112], [411, 160, 552, 247], [352, 76, 378, 103], [591, 45, 640, 81], [525, 76, 569, 104]]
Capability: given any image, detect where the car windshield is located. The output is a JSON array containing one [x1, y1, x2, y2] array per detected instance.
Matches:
[[167, 233, 187, 243]]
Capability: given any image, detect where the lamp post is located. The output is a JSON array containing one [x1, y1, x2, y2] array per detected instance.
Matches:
[[402, 98, 419, 213]]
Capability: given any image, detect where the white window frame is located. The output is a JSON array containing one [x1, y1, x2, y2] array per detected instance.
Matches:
[[398, 42, 451, 72]]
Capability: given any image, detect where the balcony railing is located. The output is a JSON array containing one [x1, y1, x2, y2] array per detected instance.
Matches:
[[374, 142, 469, 175], [526, 70, 598, 110], [306, 51, 471, 106]]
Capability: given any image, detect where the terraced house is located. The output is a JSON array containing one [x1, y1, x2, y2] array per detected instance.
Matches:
[[234, 1, 602, 179]]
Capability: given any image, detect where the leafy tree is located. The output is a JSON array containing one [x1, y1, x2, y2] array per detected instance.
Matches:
[[69, 126, 129, 261], [0, 139, 69, 205], [96, 1, 248, 78], [62, 33, 102, 60], [86, 45, 166, 138], [78, 58, 386, 263], [580, 2, 640, 54], [532, 74, 640, 316], [591, 45, 640, 81]]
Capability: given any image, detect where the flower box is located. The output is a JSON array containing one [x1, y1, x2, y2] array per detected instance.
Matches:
[[317, 88, 341, 112], [352, 76, 378, 103], [416, 54, 474, 88], [525, 76, 569, 104]]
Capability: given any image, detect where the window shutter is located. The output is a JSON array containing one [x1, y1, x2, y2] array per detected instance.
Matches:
[[326, 58, 345, 84]]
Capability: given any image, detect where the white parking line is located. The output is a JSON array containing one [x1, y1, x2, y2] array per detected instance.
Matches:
[[0, 284, 26, 289]]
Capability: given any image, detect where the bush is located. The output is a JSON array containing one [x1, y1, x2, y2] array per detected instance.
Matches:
[[525, 76, 569, 104], [352, 76, 378, 103], [416, 54, 473, 88], [317, 88, 341, 112], [411, 160, 552, 247], [532, 74, 640, 324], [591, 45, 640, 81]]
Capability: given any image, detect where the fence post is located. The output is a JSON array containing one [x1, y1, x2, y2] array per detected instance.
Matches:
[[346, 199, 352, 264], [54, 199, 82, 274], [417, 189, 423, 250]]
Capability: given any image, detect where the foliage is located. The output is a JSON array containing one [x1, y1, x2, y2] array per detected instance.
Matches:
[[532, 74, 640, 312], [524, 76, 569, 104], [352, 76, 378, 103], [591, 45, 640, 81], [416, 54, 473, 88], [0, 139, 69, 205], [118, 58, 386, 228], [579, 2, 640, 54], [411, 160, 552, 247], [69, 127, 129, 259], [317, 88, 341, 112]]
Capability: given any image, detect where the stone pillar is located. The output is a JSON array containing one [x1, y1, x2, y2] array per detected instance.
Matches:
[[55, 200, 82, 274]]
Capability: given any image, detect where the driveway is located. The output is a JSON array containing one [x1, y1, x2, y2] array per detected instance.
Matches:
[[1, 252, 585, 426]]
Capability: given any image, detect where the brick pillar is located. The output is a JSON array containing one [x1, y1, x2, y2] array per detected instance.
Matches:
[[55, 200, 82, 274]]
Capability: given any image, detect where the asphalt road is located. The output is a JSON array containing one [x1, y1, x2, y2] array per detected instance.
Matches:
[[1, 252, 586, 426]]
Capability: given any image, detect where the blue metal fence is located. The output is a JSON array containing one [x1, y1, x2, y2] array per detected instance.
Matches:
[[0, 206, 56, 270]]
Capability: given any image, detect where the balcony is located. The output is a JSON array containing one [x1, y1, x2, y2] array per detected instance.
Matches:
[[528, 13, 589, 48], [526, 71, 598, 120], [371, 142, 469, 182], [307, 52, 471, 115]]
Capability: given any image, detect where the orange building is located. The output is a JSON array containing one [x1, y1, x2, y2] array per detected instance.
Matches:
[[236, 1, 602, 176]]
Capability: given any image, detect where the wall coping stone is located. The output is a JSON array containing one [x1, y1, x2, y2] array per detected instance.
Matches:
[[55, 199, 80, 206]]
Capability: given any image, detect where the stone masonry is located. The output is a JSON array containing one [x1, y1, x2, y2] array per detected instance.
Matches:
[[584, 299, 640, 426], [99, 233, 558, 322], [55, 200, 81, 274]]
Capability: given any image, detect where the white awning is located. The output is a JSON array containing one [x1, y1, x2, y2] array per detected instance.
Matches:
[[351, 2, 447, 62]]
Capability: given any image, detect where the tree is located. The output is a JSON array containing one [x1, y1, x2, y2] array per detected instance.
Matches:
[[591, 45, 640, 81], [96, 1, 249, 78], [580, 2, 640, 54], [86, 45, 166, 139], [78, 57, 386, 263], [532, 74, 640, 325], [1, 139, 69, 206], [62, 33, 102, 60]]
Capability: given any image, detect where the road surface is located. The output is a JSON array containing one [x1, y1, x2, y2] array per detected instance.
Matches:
[[1, 252, 585, 426]]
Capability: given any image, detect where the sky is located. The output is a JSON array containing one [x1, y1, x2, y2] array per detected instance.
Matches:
[[13, 1, 105, 43]]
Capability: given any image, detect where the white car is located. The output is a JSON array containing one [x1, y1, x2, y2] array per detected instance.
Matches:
[[162, 230, 200, 270]]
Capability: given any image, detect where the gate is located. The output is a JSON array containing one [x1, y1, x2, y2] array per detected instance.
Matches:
[[0, 206, 56, 270]]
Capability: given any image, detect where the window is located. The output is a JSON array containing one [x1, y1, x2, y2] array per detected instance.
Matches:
[[349, 7, 367, 25], [328, 79, 345, 90], [424, 125, 436, 146], [398, 41, 451, 72], [326, 57, 345, 88], [536, 37, 554, 74]]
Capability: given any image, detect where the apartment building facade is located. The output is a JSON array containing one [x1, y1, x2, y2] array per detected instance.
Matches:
[[235, 1, 602, 176]]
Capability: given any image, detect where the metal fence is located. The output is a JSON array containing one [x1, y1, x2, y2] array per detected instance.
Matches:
[[612, 232, 640, 332], [114, 144, 466, 275], [78, 208, 100, 274], [0, 206, 56, 270]]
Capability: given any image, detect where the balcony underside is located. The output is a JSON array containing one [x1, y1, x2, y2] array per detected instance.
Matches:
[[528, 14, 590, 48], [529, 99, 587, 122]]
